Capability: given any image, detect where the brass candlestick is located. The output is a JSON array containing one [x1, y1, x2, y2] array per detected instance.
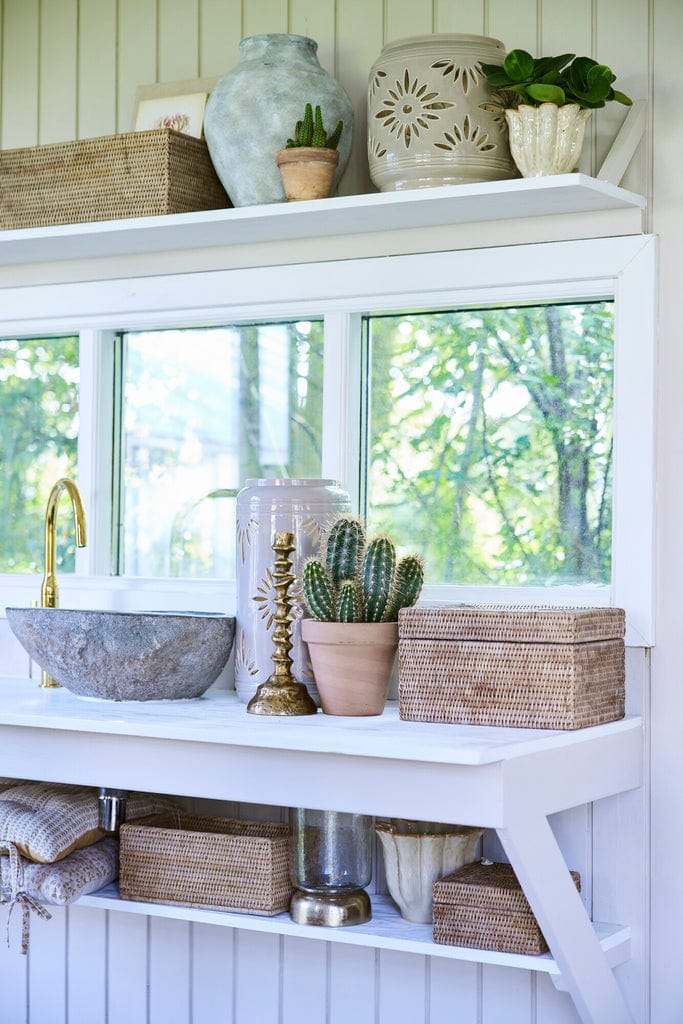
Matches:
[[247, 532, 317, 716]]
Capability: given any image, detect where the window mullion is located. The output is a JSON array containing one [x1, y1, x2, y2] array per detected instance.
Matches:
[[321, 311, 363, 511], [76, 329, 116, 577]]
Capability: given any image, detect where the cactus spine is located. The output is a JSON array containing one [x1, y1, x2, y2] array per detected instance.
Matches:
[[301, 515, 424, 623]]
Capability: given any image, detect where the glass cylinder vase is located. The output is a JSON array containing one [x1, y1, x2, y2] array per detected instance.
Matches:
[[235, 478, 351, 705], [289, 808, 373, 926]]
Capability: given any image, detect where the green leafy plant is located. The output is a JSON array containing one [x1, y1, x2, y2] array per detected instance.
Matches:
[[285, 102, 344, 150], [302, 515, 424, 623], [481, 49, 632, 109]]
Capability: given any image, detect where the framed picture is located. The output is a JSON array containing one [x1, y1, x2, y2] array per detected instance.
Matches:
[[132, 77, 218, 138]]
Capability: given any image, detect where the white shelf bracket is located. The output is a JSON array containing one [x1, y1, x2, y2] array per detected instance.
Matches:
[[597, 100, 647, 187]]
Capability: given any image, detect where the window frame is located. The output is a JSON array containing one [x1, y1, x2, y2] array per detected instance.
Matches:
[[0, 234, 657, 646]]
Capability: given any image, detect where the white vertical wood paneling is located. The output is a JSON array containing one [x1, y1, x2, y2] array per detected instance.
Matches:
[[384, 0, 434, 43], [38, 0, 78, 144], [158, 0, 200, 82], [329, 944, 376, 1024], [191, 924, 234, 1024], [289, 0, 336, 82], [0, 906, 28, 1023], [242, 0, 288, 39], [539, 0, 592, 172], [78, 0, 117, 139], [1, 0, 39, 147], [336, 0, 383, 196], [429, 959, 479, 1022], [282, 936, 328, 1024], [481, 965, 533, 1023], [28, 907, 67, 1024], [198, 0, 243, 79], [66, 906, 107, 1024], [149, 917, 191, 1024], [116, 0, 157, 132], [233, 931, 281, 1022], [434, 0, 485, 35], [107, 913, 148, 1024], [378, 950, 427, 1022], [488, 0, 538, 53], [536, 974, 581, 1023]]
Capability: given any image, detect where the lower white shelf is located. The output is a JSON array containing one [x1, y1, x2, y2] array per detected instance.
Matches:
[[78, 884, 630, 978]]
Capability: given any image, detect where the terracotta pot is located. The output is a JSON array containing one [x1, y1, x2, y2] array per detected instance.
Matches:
[[504, 102, 592, 177], [276, 147, 340, 201], [300, 619, 398, 716]]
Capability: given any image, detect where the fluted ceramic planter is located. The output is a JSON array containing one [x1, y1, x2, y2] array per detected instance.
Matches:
[[235, 479, 351, 705], [505, 102, 592, 177], [204, 34, 353, 207], [376, 819, 485, 923], [301, 619, 398, 716], [367, 34, 518, 191]]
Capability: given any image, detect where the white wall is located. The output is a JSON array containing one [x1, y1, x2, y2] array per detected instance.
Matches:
[[0, 0, 679, 1021]]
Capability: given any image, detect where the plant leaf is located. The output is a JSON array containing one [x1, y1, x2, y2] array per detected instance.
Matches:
[[503, 49, 536, 83], [534, 54, 575, 77], [527, 83, 566, 105], [611, 88, 633, 106]]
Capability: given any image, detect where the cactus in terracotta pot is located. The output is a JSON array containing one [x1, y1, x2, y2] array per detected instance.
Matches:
[[302, 515, 424, 624], [276, 102, 344, 201]]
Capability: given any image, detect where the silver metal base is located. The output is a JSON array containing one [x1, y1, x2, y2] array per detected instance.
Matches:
[[289, 889, 372, 927]]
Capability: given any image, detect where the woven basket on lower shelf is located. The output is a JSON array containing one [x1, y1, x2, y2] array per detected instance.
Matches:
[[0, 128, 229, 230], [433, 860, 581, 955], [398, 605, 626, 730], [118, 812, 292, 916]]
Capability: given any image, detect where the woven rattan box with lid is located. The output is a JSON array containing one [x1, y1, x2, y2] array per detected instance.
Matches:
[[398, 605, 625, 730], [0, 128, 229, 230], [433, 860, 581, 955], [119, 812, 292, 916]]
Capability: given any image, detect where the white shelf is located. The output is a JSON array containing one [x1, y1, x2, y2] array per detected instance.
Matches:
[[0, 174, 644, 268], [79, 884, 631, 978]]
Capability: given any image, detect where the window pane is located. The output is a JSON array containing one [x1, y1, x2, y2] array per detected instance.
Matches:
[[0, 336, 79, 573], [366, 303, 614, 586], [117, 322, 324, 578]]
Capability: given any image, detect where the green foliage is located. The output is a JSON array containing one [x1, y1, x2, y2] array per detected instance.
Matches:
[[481, 49, 632, 108], [0, 337, 79, 574], [285, 103, 344, 149], [366, 302, 615, 587], [302, 515, 424, 622]]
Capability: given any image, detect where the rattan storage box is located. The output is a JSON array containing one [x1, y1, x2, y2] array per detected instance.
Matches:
[[433, 861, 581, 955], [0, 128, 229, 230], [398, 605, 625, 730], [119, 812, 292, 916]]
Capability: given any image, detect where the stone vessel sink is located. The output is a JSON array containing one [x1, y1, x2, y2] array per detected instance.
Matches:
[[5, 607, 235, 701]]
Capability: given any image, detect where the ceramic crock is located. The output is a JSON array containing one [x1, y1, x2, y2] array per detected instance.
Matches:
[[505, 102, 592, 176]]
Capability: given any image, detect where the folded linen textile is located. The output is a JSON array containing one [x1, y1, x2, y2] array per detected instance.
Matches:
[[0, 837, 118, 953], [0, 781, 176, 863]]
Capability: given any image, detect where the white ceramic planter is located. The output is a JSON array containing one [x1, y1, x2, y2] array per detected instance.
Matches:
[[376, 820, 484, 923], [504, 102, 592, 177], [367, 34, 518, 191], [235, 479, 350, 704]]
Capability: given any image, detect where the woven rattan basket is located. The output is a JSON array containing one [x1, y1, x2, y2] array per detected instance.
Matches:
[[398, 605, 625, 730], [0, 129, 229, 230], [119, 812, 292, 916], [433, 860, 581, 955]]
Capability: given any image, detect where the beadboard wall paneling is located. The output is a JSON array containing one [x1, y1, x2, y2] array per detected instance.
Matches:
[[39, 0, 78, 145], [1, 0, 39, 148], [434, 0, 485, 35], [242, 0, 288, 40], [78, 0, 117, 139], [116, 0, 157, 133], [198, 0, 242, 79], [158, 0, 200, 83]]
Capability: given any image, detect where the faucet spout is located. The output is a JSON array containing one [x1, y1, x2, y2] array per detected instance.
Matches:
[[39, 478, 87, 688]]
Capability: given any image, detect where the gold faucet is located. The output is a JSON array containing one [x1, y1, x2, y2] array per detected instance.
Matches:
[[40, 478, 87, 688]]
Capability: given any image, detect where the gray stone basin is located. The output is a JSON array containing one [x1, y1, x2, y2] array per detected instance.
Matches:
[[5, 607, 235, 701]]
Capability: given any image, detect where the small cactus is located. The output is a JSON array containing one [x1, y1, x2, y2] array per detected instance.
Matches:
[[301, 515, 424, 623], [285, 103, 344, 150]]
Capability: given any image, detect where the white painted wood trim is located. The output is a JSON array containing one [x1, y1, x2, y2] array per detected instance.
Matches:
[[598, 101, 648, 187]]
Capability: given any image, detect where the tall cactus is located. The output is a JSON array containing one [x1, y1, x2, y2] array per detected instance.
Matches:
[[285, 103, 345, 150], [301, 515, 424, 623]]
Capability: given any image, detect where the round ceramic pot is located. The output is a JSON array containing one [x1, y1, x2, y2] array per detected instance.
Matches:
[[276, 147, 340, 201], [235, 479, 351, 705], [300, 619, 398, 716], [376, 819, 485, 923], [204, 34, 354, 207], [367, 34, 518, 191], [505, 102, 592, 176]]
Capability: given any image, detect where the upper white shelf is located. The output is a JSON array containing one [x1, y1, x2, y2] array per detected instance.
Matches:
[[0, 174, 644, 268]]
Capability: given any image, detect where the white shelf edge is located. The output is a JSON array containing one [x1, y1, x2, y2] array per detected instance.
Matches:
[[77, 885, 631, 976], [0, 175, 645, 268]]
